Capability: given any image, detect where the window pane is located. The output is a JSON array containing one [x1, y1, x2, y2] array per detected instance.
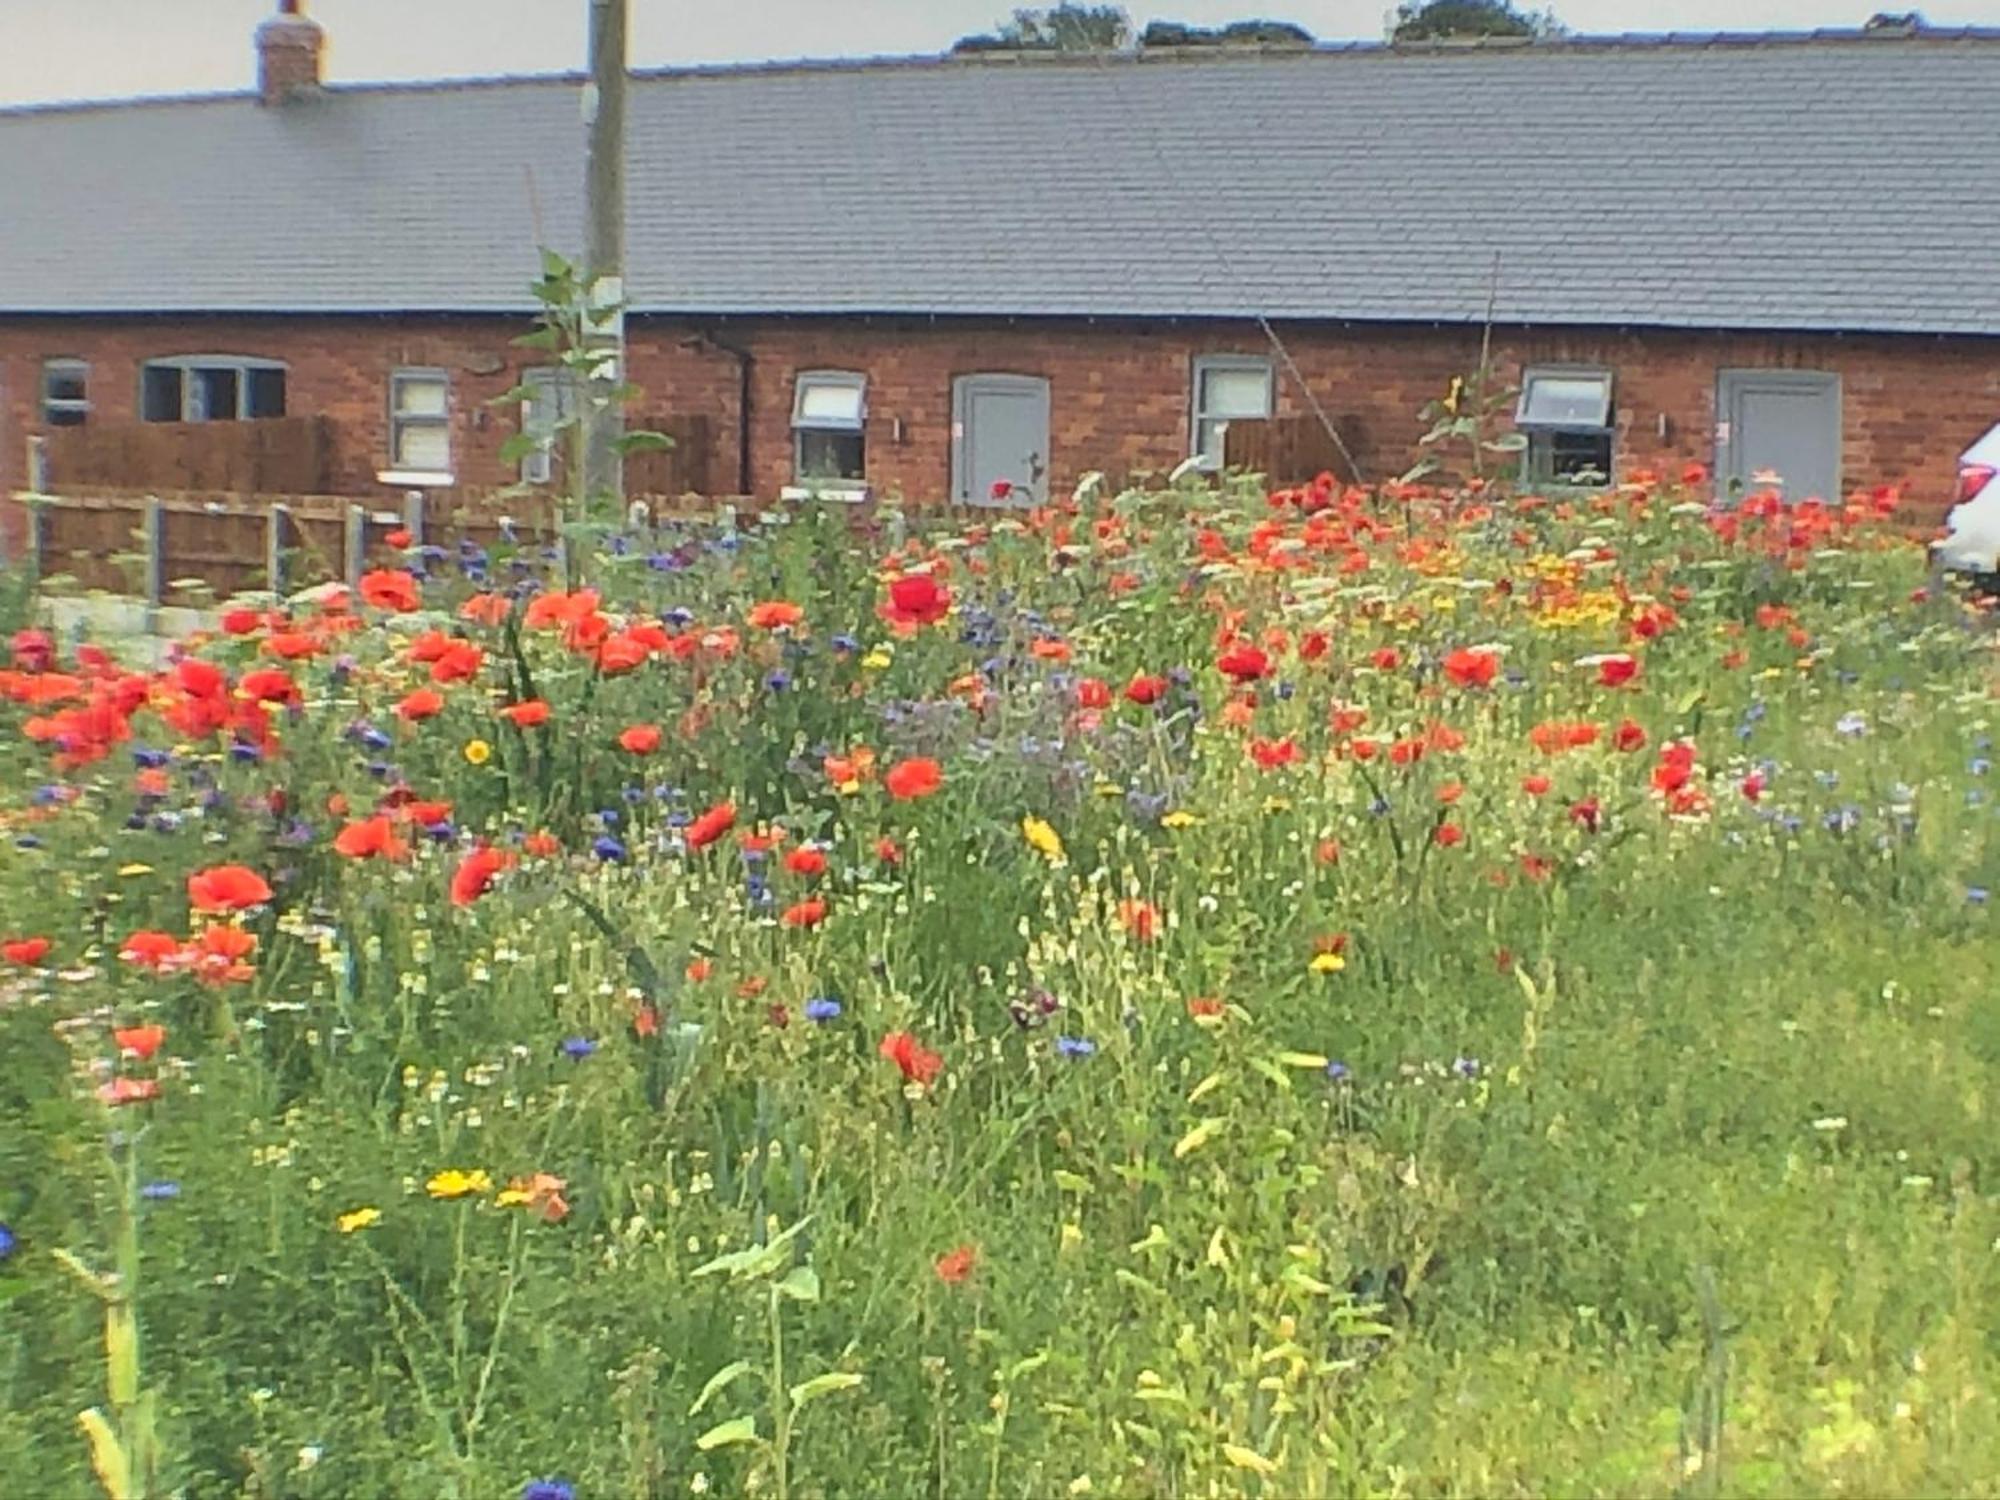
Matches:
[[44, 363, 87, 403], [795, 376, 864, 428], [796, 428, 864, 482], [523, 368, 576, 436], [194, 366, 239, 422], [1196, 417, 1230, 468], [1519, 372, 1611, 428], [141, 365, 183, 422], [1531, 429, 1613, 485], [248, 367, 286, 419], [395, 375, 449, 417], [395, 423, 451, 472], [1199, 365, 1271, 420]]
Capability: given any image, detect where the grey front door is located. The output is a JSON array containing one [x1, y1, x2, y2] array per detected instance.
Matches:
[[1716, 370, 1842, 503], [952, 375, 1050, 504]]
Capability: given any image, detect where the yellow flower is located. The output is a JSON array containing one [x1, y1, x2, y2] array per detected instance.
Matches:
[[1021, 814, 1065, 862], [462, 739, 492, 766], [1160, 810, 1201, 830], [117, 863, 154, 877], [425, 1169, 491, 1200], [336, 1206, 382, 1234], [1309, 952, 1346, 975], [861, 648, 893, 671]]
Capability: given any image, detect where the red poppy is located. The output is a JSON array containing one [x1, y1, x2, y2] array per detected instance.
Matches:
[[1299, 630, 1330, 662], [460, 593, 513, 627], [265, 631, 322, 661], [2, 936, 51, 966], [175, 658, 227, 699], [449, 846, 511, 907], [523, 830, 562, 858], [884, 757, 943, 800], [879, 1029, 943, 1086], [1521, 773, 1552, 796], [781, 897, 828, 929], [746, 600, 805, 630], [187, 864, 273, 913], [524, 589, 601, 631], [1124, 673, 1169, 705], [1315, 838, 1341, 866], [403, 799, 453, 828], [1249, 736, 1301, 770], [98, 1077, 162, 1107], [686, 957, 714, 983], [934, 1244, 978, 1284], [874, 836, 903, 866], [1075, 676, 1111, 710], [396, 688, 445, 722], [785, 846, 828, 878], [1186, 996, 1225, 1020], [220, 607, 268, 636], [237, 668, 300, 706], [1369, 647, 1401, 671], [1569, 797, 1602, 832], [1442, 647, 1500, 689], [686, 802, 737, 851], [880, 573, 952, 627], [333, 816, 410, 862], [618, 724, 663, 755], [1740, 770, 1766, 802], [120, 930, 183, 968], [358, 569, 421, 613], [498, 699, 551, 729], [1117, 899, 1160, 942], [1597, 654, 1640, 689], [1652, 741, 1698, 797], [1433, 821, 1464, 848], [1612, 718, 1648, 753], [114, 1023, 166, 1060], [1215, 643, 1270, 682], [430, 641, 485, 685]]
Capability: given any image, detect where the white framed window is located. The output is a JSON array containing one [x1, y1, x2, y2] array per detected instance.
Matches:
[[389, 368, 452, 475], [520, 366, 578, 484], [790, 370, 866, 490], [140, 355, 286, 422], [1516, 367, 1614, 487], [1191, 355, 1273, 470], [41, 358, 90, 427]]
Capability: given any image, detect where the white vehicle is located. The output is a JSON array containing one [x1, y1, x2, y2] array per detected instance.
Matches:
[[1936, 423, 2000, 583]]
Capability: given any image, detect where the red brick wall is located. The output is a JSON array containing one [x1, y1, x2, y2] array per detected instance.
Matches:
[[5, 313, 1997, 558]]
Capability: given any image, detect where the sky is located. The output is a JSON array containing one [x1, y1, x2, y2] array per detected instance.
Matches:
[[2, 0, 1996, 106]]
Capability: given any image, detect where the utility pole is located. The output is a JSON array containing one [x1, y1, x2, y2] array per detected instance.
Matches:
[[582, 0, 627, 506]]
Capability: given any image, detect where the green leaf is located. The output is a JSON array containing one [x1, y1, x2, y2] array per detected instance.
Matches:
[[690, 1360, 754, 1417], [497, 433, 544, 465], [511, 327, 563, 351], [614, 429, 675, 456], [1051, 1169, 1091, 1194], [1484, 433, 1529, 452], [787, 1371, 863, 1409], [693, 1415, 758, 1451], [775, 1264, 821, 1303]]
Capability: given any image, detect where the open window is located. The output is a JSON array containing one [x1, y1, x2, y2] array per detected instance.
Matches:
[[1191, 355, 1273, 470], [140, 356, 286, 422], [41, 359, 90, 427], [790, 370, 867, 494], [389, 367, 452, 478], [1517, 368, 1614, 487], [520, 366, 579, 484]]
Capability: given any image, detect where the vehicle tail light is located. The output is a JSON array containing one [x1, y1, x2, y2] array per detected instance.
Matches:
[[1959, 464, 1998, 504]]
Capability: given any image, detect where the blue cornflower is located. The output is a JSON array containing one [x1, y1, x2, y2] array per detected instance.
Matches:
[[1970, 886, 1990, 906], [230, 740, 262, 764], [592, 835, 628, 863], [664, 606, 695, 628], [804, 997, 842, 1023], [765, 671, 791, 692], [1972, 758, 1991, 777], [0, 1223, 15, 1259], [140, 1181, 181, 1201], [561, 1037, 597, 1060], [29, 784, 64, 807], [1452, 1056, 1481, 1079], [1056, 1036, 1097, 1059], [353, 723, 391, 752], [830, 634, 859, 654], [1326, 1060, 1351, 1083], [132, 746, 170, 769]]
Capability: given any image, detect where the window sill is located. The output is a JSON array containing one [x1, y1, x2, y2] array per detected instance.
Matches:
[[376, 469, 457, 489], [781, 483, 870, 503]]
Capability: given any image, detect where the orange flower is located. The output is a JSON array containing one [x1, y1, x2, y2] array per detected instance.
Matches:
[[120, 930, 183, 968], [2, 936, 50, 966], [523, 589, 600, 631], [1442, 647, 1500, 689], [884, 757, 943, 800], [685, 957, 714, 983], [402, 799, 453, 828], [333, 815, 410, 861], [523, 830, 562, 858], [264, 631, 322, 660], [780, 897, 828, 929], [114, 1023, 166, 1060], [596, 633, 652, 674], [449, 846, 512, 907], [396, 688, 445, 722], [617, 723, 663, 755], [879, 1030, 943, 1086], [429, 640, 485, 685], [99, 1077, 162, 1107], [1117, 899, 1160, 942], [686, 802, 737, 851], [460, 593, 513, 627], [188, 924, 258, 985], [934, 1244, 978, 1284], [187, 864, 273, 913], [784, 846, 828, 877], [498, 699, 551, 729], [357, 569, 421, 613], [746, 600, 804, 630]]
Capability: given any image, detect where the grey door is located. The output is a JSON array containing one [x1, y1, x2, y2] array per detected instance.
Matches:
[[1717, 370, 1841, 503], [952, 375, 1050, 504]]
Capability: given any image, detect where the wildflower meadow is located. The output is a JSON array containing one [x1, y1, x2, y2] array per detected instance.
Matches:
[[3, 446, 1998, 1496]]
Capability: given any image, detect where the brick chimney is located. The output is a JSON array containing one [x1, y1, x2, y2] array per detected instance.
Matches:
[[256, 0, 325, 105]]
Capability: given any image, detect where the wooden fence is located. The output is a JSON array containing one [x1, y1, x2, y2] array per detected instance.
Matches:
[[43, 416, 336, 495], [1225, 414, 1361, 485]]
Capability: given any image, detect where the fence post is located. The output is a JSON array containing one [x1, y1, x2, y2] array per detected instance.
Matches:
[[343, 504, 366, 588], [141, 497, 165, 634], [401, 488, 426, 550], [27, 500, 46, 580], [266, 503, 290, 599], [26, 434, 48, 496]]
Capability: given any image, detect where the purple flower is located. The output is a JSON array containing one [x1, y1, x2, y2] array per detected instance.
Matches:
[[521, 1480, 574, 1500], [561, 1037, 597, 1060], [1056, 1036, 1097, 1059], [1325, 1060, 1351, 1083], [141, 1181, 181, 1200], [804, 997, 842, 1022]]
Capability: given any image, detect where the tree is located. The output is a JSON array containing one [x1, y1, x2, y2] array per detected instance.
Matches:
[[1390, 0, 1566, 41], [952, 4, 1132, 53], [1139, 19, 1315, 47]]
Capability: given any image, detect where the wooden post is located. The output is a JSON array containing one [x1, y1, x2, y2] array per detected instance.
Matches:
[[266, 503, 291, 598], [141, 497, 165, 633], [27, 500, 46, 580], [343, 503, 366, 587], [582, 0, 628, 506], [401, 488, 427, 550], [26, 433, 47, 495]]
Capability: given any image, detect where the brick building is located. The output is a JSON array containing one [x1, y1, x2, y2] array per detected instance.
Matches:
[[3, 6, 1998, 547]]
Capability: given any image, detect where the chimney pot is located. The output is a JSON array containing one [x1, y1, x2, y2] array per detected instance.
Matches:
[[257, 1, 325, 106]]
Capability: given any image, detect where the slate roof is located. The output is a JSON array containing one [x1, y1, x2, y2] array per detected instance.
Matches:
[[2, 30, 1997, 334]]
